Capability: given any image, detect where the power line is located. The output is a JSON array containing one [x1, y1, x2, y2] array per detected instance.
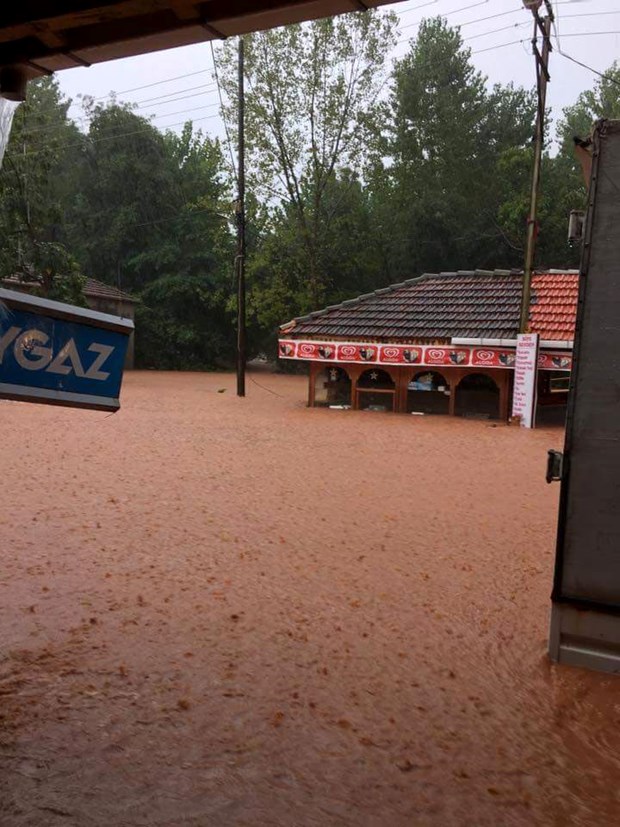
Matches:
[[556, 48, 620, 89], [10, 32, 533, 160], [396, 24, 620, 48], [4, 113, 221, 161], [559, 30, 620, 38], [131, 82, 217, 106], [91, 68, 215, 100], [398, 0, 490, 31], [210, 40, 238, 184], [14, 84, 219, 141], [136, 102, 220, 120], [397, 5, 620, 40], [133, 92, 219, 111]]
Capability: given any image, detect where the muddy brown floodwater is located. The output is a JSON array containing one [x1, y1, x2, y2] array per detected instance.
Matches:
[[1, 371, 619, 826]]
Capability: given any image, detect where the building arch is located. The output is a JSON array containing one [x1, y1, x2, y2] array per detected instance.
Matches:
[[355, 367, 396, 412], [455, 371, 500, 420], [406, 370, 450, 415], [313, 365, 352, 408]]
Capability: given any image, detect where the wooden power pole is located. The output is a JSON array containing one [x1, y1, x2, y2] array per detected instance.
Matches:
[[236, 35, 246, 397], [519, 0, 554, 333]]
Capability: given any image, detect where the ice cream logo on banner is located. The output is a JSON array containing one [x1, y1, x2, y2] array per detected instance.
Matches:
[[338, 344, 358, 360], [381, 346, 401, 362], [472, 349, 516, 368], [473, 349, 495, 365], [425, 348, 469, 366], [297, 342, 316, 358], [425, 348, 446, 364], [279, 341, 296, 358]]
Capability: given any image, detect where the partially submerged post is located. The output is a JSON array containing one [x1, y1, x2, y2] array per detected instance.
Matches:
[[236, 36, 246, 398]]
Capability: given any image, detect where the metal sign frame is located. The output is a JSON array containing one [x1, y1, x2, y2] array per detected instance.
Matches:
[[0, 287, 134, 412]]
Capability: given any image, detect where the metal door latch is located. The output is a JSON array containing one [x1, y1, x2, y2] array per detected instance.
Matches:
[[546, 450, 564, 483]]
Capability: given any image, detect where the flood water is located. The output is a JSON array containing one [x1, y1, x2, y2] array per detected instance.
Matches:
[[1, 371, 618, 826]]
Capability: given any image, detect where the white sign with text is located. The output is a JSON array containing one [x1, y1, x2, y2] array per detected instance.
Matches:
[[512, 333, 540, 428]]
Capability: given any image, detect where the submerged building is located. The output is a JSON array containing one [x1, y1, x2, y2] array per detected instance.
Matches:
[[278, 269, 578, 422]]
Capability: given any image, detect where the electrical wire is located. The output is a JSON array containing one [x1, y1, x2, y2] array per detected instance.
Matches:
[[210, 40, 239, 185], [556, 48, 620, 89], [13, 84, 220, 141], [5, 27, 533, 161], [133, 92, 219, 111], [397, 4, 620, 41], [12, 7, 620, 157], [130, 82, 217, 106], [4, 113, 222, 161], [91, 68, 214, 100]]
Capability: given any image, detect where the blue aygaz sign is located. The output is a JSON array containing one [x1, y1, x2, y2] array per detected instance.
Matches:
[[0, 288, 133, 412]]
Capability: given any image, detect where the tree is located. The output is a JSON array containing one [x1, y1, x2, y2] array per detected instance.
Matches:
[[215, 10, 398, 311], [247, 168, 385, 351], [133, 126, 238, 369], [65, 102, 185, 292], [0, 77, 86, 303], [386, 17, 538, 276]]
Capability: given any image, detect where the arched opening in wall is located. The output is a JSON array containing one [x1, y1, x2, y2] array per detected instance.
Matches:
[[455, 373, 500, 420], [407, 371, 450, 415], [356, 368, 396, 412], [314, 366, 352, 408]]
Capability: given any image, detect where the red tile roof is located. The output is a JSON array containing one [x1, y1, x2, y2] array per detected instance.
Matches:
[[282, 270, 578, 342], [530, 273, 578, 340]]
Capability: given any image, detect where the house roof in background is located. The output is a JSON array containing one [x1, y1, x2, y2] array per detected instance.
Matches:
[[84, 278, 138, 303], [281, 270, 579, 342], [1, 276, 137, 304]]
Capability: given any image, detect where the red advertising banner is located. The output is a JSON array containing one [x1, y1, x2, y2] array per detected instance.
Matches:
[[278, 339, 572, 371], [538, 351, 572, 371]]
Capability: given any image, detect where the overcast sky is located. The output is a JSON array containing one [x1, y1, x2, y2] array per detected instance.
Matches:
[[55, 0, 620, 145]]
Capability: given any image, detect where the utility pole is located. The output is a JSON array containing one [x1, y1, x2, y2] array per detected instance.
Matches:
[[519, 0, 554, 333], [236, 35, 246, 397]]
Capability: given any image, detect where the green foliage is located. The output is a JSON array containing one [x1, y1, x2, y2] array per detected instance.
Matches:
[[136, 273, 235, 369], [386, 18, 540, 276], [215, 10, 398, 312], [0, 77, 86, 299]]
